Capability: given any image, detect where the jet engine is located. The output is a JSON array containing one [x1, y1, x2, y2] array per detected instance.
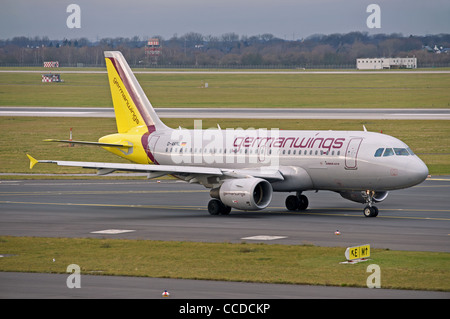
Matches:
[[211, 178, 273, 210], [339, 191, 389, 204]]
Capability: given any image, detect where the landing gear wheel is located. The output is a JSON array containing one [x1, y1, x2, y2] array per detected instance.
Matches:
[[285, 194, 309, 211], [208, 199, 231, 215], [285, 195, 299, 211], [221, 205, 231, 215], [208, 199, 222, 215], [363, 205, 378, 217], [298, 195, 309, 211]]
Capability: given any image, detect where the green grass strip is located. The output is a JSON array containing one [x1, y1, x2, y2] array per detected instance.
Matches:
[[1, 72, 449, 108]]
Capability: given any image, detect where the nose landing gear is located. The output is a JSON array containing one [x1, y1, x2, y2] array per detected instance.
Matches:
[[362, 190, 379, 217], [363, 205, 379, 217]]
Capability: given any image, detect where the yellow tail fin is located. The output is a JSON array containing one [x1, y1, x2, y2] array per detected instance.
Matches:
[[104, 51, 168, 133]]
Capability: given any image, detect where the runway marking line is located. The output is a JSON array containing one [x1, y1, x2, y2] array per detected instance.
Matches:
[[91, 229, 135, 234], [1, 201, 449, 221], [241, 235, 287, 241], [0, 190, 208, 196], [0, 200, 202, 211]]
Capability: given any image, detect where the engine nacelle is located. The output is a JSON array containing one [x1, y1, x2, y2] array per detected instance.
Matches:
[[339, 191, 389, 204], [212, 178, 273, 210]]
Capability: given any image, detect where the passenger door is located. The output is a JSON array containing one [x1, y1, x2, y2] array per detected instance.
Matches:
[[345, 138, 363, 170]]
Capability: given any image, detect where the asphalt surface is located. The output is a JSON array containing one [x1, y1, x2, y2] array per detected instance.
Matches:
[[0, 177, 449, 299], [0, 178, 449, 251], [1, 106, 450, 120], [1, 272, 448, 299]]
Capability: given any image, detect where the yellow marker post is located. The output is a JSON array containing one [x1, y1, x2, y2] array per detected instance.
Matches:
[[344, 244, 370, 262]]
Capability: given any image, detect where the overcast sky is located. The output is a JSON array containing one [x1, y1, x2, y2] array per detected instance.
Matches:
[[1, 0, 449, 41]]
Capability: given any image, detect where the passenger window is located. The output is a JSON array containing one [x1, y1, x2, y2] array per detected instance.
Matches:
[[383, 148, 394, 157], [394, 148, 409, 156], [374, 148, 384, 157]]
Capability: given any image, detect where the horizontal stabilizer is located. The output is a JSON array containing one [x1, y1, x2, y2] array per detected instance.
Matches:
[[26, 154, 39, 169], [44, 139, 132, 148]]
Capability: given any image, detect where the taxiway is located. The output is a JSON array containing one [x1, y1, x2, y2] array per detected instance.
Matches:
[[1, 178, 449, 252]]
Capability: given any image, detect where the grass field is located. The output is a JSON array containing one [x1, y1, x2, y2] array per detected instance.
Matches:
[[1, 236, 449, 291], [0, 71, 449, 108]]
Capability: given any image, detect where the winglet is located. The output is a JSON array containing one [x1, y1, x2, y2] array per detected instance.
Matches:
[[26, 154, 39, 169]]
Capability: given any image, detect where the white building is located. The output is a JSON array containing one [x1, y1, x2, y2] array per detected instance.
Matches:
[[356, 57, 417, 70]]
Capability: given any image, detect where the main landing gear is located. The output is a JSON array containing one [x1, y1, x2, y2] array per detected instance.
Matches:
[[285, 192, 309, 211], [208, 199, 231, 215], [362, 190, 379, 217]]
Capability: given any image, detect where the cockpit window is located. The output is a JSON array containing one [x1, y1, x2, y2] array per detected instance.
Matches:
[[394, 148, 410, 156], [383, 148, 394, 157], [375, 147, 414, 157], [374, 148, 384, 157]]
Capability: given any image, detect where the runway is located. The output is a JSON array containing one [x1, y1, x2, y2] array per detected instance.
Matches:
[[1, 177, 449, 299], [1, 106, 450, 120]]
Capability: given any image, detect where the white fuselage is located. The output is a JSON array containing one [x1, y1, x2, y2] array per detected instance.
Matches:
[[147, 128, 429, 192]]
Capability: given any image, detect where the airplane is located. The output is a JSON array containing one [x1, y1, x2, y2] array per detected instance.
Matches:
[[27, 51, 429, 217]]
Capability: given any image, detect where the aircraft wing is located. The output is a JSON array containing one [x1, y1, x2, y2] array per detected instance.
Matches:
[[26, 154, 284, 181]]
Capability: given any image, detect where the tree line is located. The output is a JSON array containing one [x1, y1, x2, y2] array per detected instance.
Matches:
[[1, 32, 449, 68]]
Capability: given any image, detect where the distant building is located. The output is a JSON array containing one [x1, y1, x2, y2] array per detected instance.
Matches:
[[356, 57, 417, 70]]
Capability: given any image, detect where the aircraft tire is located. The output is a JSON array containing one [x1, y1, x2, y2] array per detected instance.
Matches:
[[298, 195, 309, 211], [285, 195, 299, 211], [208, 199, 222, 215], [208, 199, 231, 215], [220, 204, 231, 215], [363, 205, 378, 217]]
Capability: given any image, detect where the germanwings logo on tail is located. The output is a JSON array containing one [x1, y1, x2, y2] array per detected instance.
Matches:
[[112, 77, 140, 126], [105, 56, 150, 132]]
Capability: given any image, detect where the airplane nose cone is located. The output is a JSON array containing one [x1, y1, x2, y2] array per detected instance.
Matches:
[[407, 158, 429, 186]]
